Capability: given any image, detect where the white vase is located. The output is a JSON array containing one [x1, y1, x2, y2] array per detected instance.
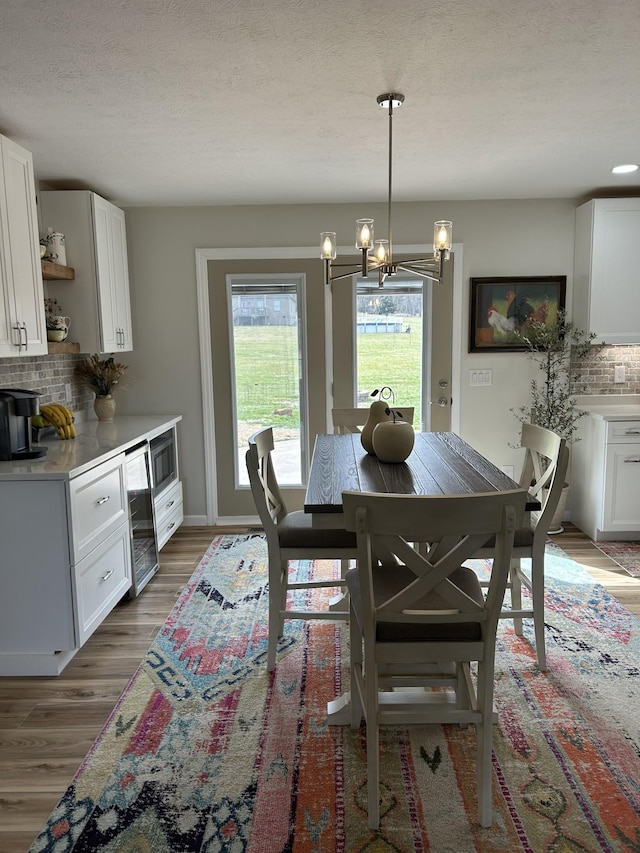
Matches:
[[45, 231, 66, 266], [361, 401, 392, 454], [94, 395, 116, 422], [372, 420, 415, 463], [547, 482, 570, 534]]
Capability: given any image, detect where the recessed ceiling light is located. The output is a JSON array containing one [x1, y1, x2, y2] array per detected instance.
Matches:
[[611, 164, 639, 174]]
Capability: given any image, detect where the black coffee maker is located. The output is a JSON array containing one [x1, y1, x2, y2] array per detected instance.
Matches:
[[0, 389, 47, 461]]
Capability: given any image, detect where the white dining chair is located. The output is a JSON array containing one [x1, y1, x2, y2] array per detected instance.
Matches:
[[246, 427, 357, 671], [342, 487, 527, 829], [472, 423, 569, 671], [332, 406, 415, 434]]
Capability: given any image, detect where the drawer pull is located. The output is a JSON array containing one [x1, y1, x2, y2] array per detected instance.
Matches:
[[165, 500, 175, 509], [624, 457, 640, 463], [96, 496, 111, 505], [166, 521, 176, 531], [101, 569, 114, 582], [624, 430, 640, 435]]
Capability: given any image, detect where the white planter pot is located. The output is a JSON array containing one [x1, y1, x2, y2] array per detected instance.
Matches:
[[547, 482, 570, 535]]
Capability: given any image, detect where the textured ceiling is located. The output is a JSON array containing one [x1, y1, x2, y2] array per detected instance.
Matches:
[[1, 0, 639, 207]]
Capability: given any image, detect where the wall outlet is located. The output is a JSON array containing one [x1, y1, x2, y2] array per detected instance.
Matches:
[[614, 365, 626, 383], [65, 382, 73, 403]]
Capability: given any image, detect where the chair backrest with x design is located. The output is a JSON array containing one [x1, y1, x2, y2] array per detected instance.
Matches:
[[332, 406, 415, 434], [342, 487, 527, 830], [517, 421, 568, 532]]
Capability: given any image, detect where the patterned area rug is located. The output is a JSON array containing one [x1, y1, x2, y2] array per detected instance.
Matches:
[[30, 534, 640, 852], [593, 540, 640, 578]]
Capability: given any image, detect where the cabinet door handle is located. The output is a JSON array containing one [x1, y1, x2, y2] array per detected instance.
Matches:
[[624, 457, 640, 463], [101, 569, 114, 582], [96, 495, 111, 505], [13, 323, 27, 350]]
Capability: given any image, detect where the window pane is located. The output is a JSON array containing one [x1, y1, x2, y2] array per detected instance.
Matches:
[[356, 280, 423, 425], [230, 278, 304, 486]]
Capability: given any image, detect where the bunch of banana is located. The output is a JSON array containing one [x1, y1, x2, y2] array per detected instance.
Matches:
[[39, 403, 76, 440]]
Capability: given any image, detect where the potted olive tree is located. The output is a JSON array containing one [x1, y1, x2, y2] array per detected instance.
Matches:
[[510, 310, 603, 532]]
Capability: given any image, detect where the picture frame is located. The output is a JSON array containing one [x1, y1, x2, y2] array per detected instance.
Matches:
[[469, 276, 567, 352]]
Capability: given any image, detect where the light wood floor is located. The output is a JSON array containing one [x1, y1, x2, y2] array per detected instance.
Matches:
[[1, 523, 638, 852]]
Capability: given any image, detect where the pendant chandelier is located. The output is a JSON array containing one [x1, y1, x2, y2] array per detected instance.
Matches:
[[320, 93, 452, 289]]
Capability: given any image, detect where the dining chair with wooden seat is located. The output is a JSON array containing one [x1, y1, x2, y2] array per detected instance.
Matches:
[[472, 422, 569, 672], [331, 406, 415, 434], [246, 427, 357, 672], [342, 487, 527, 830]]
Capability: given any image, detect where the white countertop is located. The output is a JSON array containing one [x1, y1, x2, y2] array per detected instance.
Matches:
[[0, 414, 182, 481], [576, 395, 640, 421]]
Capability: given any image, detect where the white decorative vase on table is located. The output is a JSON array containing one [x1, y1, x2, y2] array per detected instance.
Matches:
[[361, 400, 392, 454], [94, 395, 116, 422], [372, 420, 415, 463]]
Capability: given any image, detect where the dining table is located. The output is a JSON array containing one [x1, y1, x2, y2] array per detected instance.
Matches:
[[305, 431, 540, 522], [303, 430, 539, 724]]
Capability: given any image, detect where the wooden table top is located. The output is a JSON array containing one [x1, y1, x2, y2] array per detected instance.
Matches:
[[304, 432, 539, 513]]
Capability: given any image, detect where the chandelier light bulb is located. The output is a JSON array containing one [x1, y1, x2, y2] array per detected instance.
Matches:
[[434, 220, 453, 251], [320, 232, 336, 260], [374, 239, 389, 263], [356, 219, 374, 250]]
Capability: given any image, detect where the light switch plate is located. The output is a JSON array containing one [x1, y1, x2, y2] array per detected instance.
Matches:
[[469, 369, 493, 387]]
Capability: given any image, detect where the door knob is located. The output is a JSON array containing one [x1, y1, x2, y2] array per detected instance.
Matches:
[[437, 397, 448, 407]]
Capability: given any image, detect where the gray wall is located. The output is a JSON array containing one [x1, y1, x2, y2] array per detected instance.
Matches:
[[119, 198, 579, 520]]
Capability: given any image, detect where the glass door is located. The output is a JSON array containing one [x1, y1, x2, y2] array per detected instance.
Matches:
[[228, 274, 308, 488], [125, 444, 159, 598]]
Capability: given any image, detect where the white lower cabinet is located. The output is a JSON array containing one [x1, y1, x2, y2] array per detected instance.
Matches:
[[571, 417, 640, 540], [0, 415, 183, 676], [0, 453, 131, 676], [70, 453, 127, 563], [603, 435, 640, 533], [155, 479, 184, 550], [75, 523, 131, 646]]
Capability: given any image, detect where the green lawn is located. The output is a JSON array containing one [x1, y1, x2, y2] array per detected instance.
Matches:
[[233, 317, 423, 430], [357, 321, 422, 418]]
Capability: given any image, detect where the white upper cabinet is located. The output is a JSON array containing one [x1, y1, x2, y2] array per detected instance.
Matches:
[[573, 198, 640, 344], [0, 135, 47, 357], [39, 190, 133, 353]]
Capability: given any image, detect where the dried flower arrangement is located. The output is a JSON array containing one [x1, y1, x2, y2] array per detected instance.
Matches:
[[75, 354, 129, 397], [44, 297, 65, 330]]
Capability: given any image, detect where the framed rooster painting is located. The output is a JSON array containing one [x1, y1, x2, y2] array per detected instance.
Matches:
[[469, 275, 566, 352]]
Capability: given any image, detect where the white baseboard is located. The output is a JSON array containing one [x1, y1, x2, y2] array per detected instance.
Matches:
[[182, 515, 208, 526], [182, 514, 260, 527]]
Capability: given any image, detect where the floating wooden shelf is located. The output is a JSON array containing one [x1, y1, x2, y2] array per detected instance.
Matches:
[[47, 341, 80, 355], [41, 260, 75, 280]]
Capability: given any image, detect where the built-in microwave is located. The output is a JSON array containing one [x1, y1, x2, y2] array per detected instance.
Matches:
[[150, 427, 178, 497]]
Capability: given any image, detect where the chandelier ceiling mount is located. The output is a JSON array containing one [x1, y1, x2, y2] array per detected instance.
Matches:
[[320, 93, 452, 289]]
